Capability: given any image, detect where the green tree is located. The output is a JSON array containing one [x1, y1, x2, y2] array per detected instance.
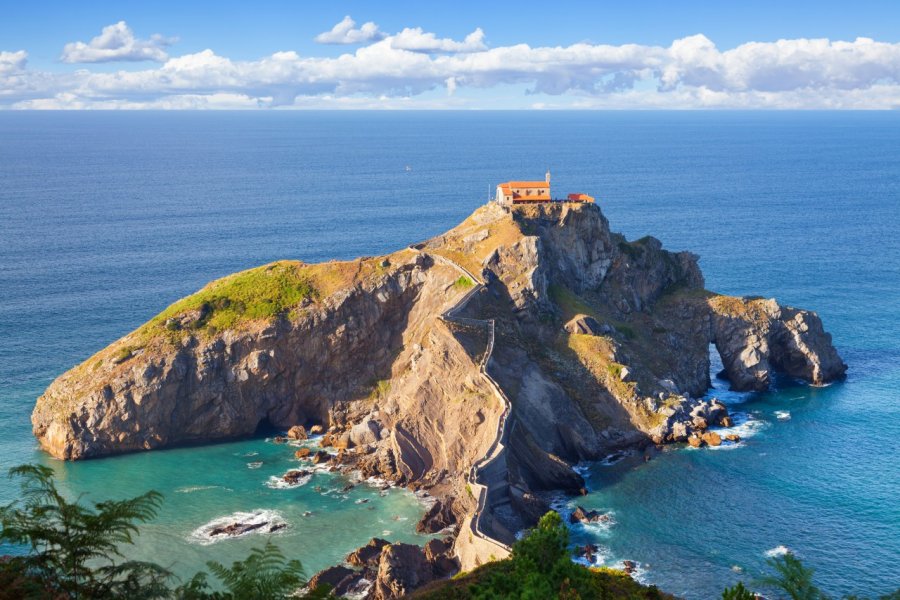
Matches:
[[0, 464, 171, 599], [722, 581, 756, 600], [176, 541, 319, 599], [758, 553, 824, 600], [1, 464, 321, 600]]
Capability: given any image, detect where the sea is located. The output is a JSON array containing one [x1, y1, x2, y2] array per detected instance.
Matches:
[[0, 111, 898, 598]]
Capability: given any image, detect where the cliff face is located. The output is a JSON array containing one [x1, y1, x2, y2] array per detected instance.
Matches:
[[33, 201, 846, 555]]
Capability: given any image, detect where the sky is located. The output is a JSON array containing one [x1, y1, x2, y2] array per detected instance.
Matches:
[[2, 0, 900, 109]]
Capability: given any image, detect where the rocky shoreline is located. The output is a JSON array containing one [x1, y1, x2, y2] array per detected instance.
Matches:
[[32, 200, 845, 597]]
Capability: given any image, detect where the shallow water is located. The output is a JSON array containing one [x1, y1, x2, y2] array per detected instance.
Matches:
[[1, 111, 898, 596]]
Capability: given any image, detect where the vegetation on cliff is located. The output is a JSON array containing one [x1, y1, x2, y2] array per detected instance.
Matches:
[[413, 512, 671, 599]]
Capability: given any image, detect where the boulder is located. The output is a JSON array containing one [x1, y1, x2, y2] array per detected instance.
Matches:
[[416, 499, 455, 533], [332, 433, 351, 450], [720, 415, 734, 427], [725, 433, 741, 442], [311, 450, 330, 464], [373, 543, 434, 600], [687, 436, 703, 448], [307, 565, 358, 596], [350, 420, 382, 447], [569, 506, 610, 524], [701, 432, 722, 447], [287, 425, 307, 440], [347, 537, 390, 568], [295, 447, 311, 459], [564, 314, 604, 336], [282, 469, 310, 484], [309, 424, 325, 435]]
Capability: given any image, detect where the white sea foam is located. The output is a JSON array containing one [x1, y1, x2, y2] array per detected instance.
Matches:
[[571, 545, 612, 568], [341, 577, 373, 600], [775, 410, 792, 421], [247, 461, 264, 469], [265, 472, 312, 489], [597, 450, 631, 466], [765, 545, 791, 557], [705, 411, 769, 450], [175, 485, 226, 494], [190, 510, 287, 545]]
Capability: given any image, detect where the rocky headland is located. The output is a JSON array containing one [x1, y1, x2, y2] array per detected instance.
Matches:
[[32, 200, 845, 595]]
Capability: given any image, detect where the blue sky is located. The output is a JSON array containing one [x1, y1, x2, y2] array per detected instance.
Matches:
[[2, 0, 899, 109]]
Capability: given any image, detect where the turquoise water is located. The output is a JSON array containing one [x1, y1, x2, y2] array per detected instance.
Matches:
[[1, 112, 898, 596]]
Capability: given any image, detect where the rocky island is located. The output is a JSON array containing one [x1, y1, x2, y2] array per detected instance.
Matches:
[[32, 200, 845, 593]]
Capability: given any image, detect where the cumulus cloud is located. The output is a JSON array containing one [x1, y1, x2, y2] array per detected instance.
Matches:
[[0, 50, 27, 74], [4, 29, 900, 109], [392, 27, 487, 53], [314, 16, 385, 45], [61, 21, 175, 63]]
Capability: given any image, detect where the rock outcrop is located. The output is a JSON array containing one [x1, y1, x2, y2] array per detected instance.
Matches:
[[306, 537, 458, 600], [33, 199, 845, 593], [709, 297, 846, 391]]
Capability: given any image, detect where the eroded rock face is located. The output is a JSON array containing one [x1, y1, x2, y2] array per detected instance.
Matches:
[[307, 537, 459, 600], [710, 297, 847, 391], [33, 261, 435, 460]]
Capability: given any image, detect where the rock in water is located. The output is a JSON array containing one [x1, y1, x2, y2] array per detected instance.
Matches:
[[701, 432, 722, 447], [287, 425, 307, 440]]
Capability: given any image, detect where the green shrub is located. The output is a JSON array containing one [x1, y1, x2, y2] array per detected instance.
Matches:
[[453, 276, 474, 290]]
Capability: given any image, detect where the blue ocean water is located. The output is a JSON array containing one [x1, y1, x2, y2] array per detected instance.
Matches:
[[0, 111, 898, 597]]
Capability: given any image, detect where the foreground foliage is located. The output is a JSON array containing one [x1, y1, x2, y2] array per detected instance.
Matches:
[[0, 464, 326, 599], [412, 512, 671, 599], [722, 552, 900, 600]]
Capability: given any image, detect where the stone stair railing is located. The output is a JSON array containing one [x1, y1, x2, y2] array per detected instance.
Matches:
[[408, 246, 513, 556]]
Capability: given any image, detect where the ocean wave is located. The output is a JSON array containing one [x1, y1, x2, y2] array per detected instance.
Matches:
[[775, 410, 791, 421], [550, 497, 615, 535], [247, 461, 264, 469], [705, 411, 769, 450], [175, 485, 228, 494], [190, 510, 287, 545], [765, 545, 791, 558], [571, 544, 612, 568]]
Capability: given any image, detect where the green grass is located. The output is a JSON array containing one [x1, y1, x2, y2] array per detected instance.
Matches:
[[453, 275, 474, 290], [548, 284, 596, 320], [143, 261, 318, 338], [370, 379, 391, 401]]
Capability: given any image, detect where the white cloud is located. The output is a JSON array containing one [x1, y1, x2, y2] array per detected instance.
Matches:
[[61, 21, 175, 63], [0, 50, 27, 75], [4, 29, 900, 109], [314, 16, 385, 45], [392, 27, 487, 53]]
